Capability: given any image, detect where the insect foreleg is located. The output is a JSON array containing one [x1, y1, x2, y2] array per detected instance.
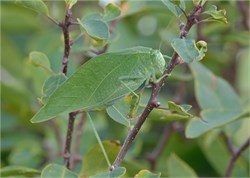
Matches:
[[150, 73, 171, 84]]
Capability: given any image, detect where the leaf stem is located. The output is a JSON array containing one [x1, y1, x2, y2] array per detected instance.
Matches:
[[225, 138, 250, 177], [47, 15, 60, 26], [110, 4, 203, 171]]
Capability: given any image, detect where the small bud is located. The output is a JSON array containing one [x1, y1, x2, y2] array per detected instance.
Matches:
[[152, 99, 160, 108], [179, 22, 185, 31]]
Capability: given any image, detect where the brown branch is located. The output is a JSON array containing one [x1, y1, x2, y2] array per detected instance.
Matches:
[[63, 111, 78, 169], [225, 138, 250, 177], [71, 112, 86, 168], [58, 5, 78, 170], [110, 4, 203, 171], [60, 7, 73, 75]]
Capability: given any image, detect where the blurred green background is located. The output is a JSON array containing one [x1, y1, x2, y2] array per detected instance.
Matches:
[[1, 0, 249, 177]]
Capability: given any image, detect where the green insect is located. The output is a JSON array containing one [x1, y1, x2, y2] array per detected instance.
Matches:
[[31, 46, 166, 123]]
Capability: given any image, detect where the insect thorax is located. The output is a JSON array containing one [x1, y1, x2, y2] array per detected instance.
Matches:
[[150, 49, 166, 75]]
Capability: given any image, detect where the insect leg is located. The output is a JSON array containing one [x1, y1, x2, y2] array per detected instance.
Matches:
[[118, 76, 144, 98], [119, 76, 145, 119], [151, 73, 171, 84]]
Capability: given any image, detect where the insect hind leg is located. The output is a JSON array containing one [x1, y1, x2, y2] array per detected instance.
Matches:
[[119, 76, 145, 98]]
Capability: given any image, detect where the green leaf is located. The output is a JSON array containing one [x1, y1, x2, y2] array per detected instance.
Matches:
[[0, 166, 40, 177], [29, 51, 53, 74], [106, 103, 131, 127], [192, 0, 199, 5], [80, 141, 121, 177], [30, 47, 165, 123], [203, 5, 228, 24], [1, 67, 27, 94], [171, 38, 207, 63], [185, 62, 245, 138], [169, 0, 181, 6], [168, 101, 193, 117], [149, 101, 194, 122], [149, 109, 193, 122], [24, 58, 51, 96], [167, 153, 198, 177], [65, 0, 77, 9], [134, 170, 161, 178], [236, 48, 250, 99], [77, 16, 109, 44], [161, 0, 185, 17], [106, 93, 143, 127], [9, 140, 44, 168], [224, 31, 250, 46], [90, 167, 126, 178], [104, 3, 121, 22], [41, 164, 78, 178], [15, 0, 49, 16], [40, 74, 67, 104]]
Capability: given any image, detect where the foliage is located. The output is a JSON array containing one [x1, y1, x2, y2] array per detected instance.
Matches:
[[1, 0, 249, 178]]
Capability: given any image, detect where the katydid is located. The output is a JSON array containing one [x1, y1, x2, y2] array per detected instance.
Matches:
[[31, 46, 166, 123]]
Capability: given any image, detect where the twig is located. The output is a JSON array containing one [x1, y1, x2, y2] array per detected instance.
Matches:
[[110, 4, 203, 171], [72, 113, 86, 167], [58, 5, 78, 170], [221, 132, 236, 155], [63, 111, 78, 169], [225, 138, 250, 177], [60, 7, 73, 75]]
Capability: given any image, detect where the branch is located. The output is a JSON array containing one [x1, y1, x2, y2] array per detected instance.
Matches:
[[110, 4, 203, 171], [58, 6, 78, 170], [72, 113, 86, 167], [63, 111, 78, 169], [225, 138, 250, 177], [60, 7, 73, 75]]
